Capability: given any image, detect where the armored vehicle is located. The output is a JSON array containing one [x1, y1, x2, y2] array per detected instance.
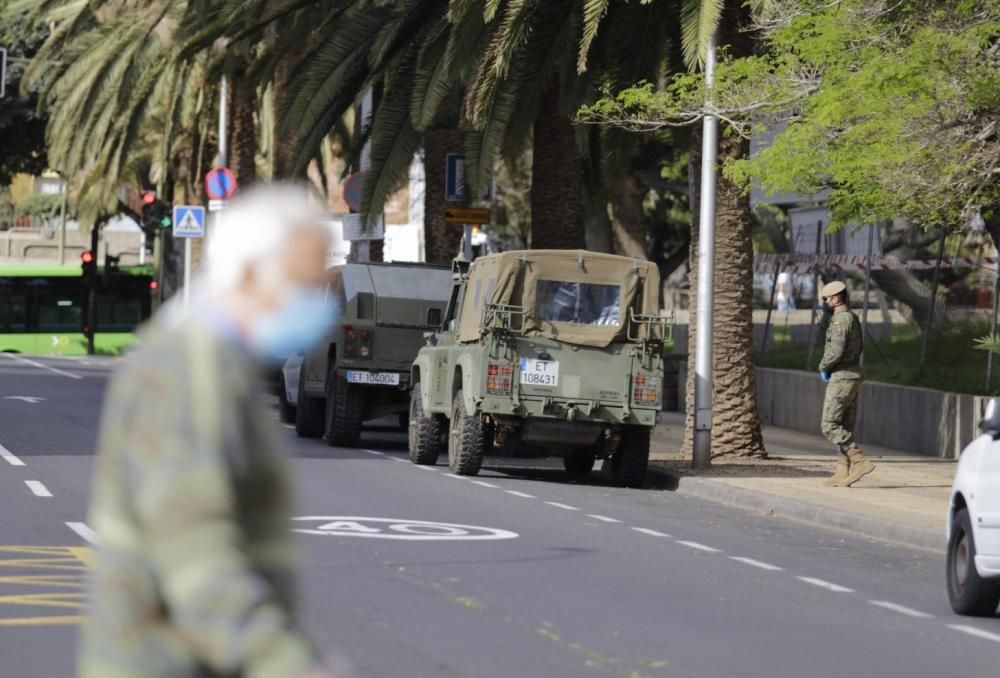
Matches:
[[296, 262, 452, 447], [409, 250, 671, 487]]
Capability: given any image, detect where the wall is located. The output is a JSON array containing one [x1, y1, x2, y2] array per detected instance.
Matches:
[[673, 361, 987, 458]]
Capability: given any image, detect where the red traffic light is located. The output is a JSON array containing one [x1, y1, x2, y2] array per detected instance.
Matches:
[[81, 250, 95, 264], [149, 280, 159, 291], [141, 191, 156, 205]]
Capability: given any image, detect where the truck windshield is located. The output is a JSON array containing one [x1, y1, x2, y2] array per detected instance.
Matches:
[[535, 280, 621, 326]]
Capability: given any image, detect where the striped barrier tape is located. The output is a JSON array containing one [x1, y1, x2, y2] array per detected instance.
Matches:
[[753, 254, 997, 274]]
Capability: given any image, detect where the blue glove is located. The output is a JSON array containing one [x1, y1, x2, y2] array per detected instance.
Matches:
[[820, 370, 830, 383]]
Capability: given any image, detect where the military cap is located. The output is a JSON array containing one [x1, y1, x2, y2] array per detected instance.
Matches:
[[820, 281, 847, 299]]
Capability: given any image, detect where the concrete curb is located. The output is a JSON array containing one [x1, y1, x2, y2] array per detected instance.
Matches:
[[645, 465, 943, 553]]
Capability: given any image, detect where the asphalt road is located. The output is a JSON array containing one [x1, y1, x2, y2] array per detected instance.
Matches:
[[1, 352, 999, 678]]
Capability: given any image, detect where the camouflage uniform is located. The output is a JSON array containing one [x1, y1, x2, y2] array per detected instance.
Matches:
[[819, 309, 864, 453], [79, 312, 319, 678]]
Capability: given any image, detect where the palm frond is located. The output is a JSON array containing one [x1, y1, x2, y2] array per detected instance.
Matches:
[[577, 0, 610, 73], [680, 0, 724, 70], [974, 334, 1000, 354]]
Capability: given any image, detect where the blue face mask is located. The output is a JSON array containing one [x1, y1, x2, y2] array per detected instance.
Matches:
[[250, 287, 335, 363]]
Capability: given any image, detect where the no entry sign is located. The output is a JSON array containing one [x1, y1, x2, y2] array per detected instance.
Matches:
[[204, 168, 237, 200]]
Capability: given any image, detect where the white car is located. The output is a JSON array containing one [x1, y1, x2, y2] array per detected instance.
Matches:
[[947, 397, 1000, 616], [278, 354, 303, 424]]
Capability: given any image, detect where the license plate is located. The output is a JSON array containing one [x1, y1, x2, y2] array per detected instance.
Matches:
[[519, 358, 559, 387], [346, 370, 400, 386]]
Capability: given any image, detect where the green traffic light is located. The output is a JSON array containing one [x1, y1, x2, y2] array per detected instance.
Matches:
[[160, 217, 171, 228]]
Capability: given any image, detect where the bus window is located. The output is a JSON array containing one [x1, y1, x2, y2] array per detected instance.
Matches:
[[37, 294, 83, 332], [0, 285, 29, 333]]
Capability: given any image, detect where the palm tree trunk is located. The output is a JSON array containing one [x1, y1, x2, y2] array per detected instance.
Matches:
[[607, 173, 648, 258], [228, 69, 257, 187], [530, 84, 584, 250], [423, 127, 465, 264]]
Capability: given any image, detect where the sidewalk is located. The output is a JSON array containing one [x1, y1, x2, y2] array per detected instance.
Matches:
[[647, 412, 955, 551]]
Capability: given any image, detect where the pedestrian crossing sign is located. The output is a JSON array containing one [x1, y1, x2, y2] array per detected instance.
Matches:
[[172, 205, 205, 239]]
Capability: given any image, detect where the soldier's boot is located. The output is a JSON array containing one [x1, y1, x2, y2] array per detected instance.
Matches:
[[844, 447, 875, 486], [822, 455, 850, 487]]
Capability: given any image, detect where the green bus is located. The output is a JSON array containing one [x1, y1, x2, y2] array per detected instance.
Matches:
[[0, 264, 155, 356]]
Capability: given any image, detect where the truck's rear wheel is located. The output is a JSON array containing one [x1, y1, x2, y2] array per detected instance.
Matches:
[[448, 390, 487, 476], [563, 449, 596, 480], [325, 373, 364, 448], [610, 426, 650, 488], [294, 375, 325, 439], [408, 385, 443, 465]]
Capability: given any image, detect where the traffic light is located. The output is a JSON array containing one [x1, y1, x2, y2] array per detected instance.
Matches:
[[140, 191, 171, 237], [81, 250, 97, 279]]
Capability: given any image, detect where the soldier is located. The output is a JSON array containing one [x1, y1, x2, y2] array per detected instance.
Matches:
[[818, 280, 875, 487], [79, 185, 351, 678]]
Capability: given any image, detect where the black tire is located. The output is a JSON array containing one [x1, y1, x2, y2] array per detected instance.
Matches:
[[610, 426, 650, 488], [294, 372, 325, 438], [947, 507, 1000, 616], [325, 372, 364, 448], [408, 385, 443, 465], [447, 390, 488, 476], [277, 374, 296, 424], [563, 449, 596, 480]]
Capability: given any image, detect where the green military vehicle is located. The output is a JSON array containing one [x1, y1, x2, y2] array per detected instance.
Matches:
[[408, 250, 671, 487], [296, 262, 452, 447]]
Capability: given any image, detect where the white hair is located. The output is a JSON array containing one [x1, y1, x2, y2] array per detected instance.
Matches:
[[202, 183, 330, 292]]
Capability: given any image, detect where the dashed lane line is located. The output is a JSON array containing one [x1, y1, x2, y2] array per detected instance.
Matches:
[[471, 480, 500, 489], [65, 523, 98, 545], [2, 353, 82, 380], [632, 527, 671, 538], [676, 540, 722, 553], [443, 473, 466, 480], [363, 450, 385, 456], [505, 490, 535, 499], [797, 576, 854, 593], [867, 600, 934, 619], [544, 502, 580, 511], [414, 465, 438, 471], [729, 556, 784, 572], [0, 443, 25, 467], [947, 624, 1000, 644], [25, 481, 52, 498], [587, 514, 622, 524], [390, 457, 409, 463]]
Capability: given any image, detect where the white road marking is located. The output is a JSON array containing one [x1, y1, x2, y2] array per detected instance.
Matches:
[[587, 514, 622, 523], [947, 624, 1000, 644], [282, 424, 295, 429], [544, 502, 580, 511], [867, 600, 933, 619], [414, 465, 437, 471], [632, 527, 671, 538], [729, 556, 784, 571], [66, 522, 99, 544], [505, 490, 536, 499], [471, 480, 500, 488], [4, 396, 46, 404], [443, 473, 467, 479], [363, 450, 385, 456], [3, 353, 83, 380], [25, 480, 52, 497], [0, 443, 25, 467], [797, 576, 854, 593], [677, 540, 721, 553], [390, 457, 409, 462]]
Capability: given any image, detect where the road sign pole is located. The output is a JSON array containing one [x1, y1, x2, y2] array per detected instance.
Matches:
[[183, 238, 192, 308], [463, 224, 473, 260], [693, 29, 719, 469]]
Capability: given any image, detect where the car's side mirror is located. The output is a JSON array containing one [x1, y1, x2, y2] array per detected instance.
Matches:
[[982, 398, 1000, 440]]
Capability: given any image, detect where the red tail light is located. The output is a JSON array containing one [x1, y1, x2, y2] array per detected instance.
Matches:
[[487, 364, 513, 394]]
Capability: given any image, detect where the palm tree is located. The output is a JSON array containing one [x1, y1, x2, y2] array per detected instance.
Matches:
[[678, 0, 767, 458]]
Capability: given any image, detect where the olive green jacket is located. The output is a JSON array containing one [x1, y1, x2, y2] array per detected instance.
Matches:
[[819, 309, 864, 378], [79, 313, 317, 678]]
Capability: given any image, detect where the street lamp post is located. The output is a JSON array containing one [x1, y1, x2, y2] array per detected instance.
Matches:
[[693, 30, 720, 469]]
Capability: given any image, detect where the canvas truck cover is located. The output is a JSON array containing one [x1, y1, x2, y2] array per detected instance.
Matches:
[[457, 250, 660, 347], [338, 263, 452, 327]]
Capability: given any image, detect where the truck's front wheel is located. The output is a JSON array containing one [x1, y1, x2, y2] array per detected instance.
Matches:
[[408, 385, 443, 465], [610, 426, 650, 488], [448, 390, 488, 476], [325, 372, 364, 448]]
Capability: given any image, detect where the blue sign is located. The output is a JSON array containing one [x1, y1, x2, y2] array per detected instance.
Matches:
[[445, 153, 493, 203], [172, 205, 206, 239], [204, 168, 237, 200]]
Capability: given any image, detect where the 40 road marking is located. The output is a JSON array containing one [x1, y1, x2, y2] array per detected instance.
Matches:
[[293, 517, 518, 541]]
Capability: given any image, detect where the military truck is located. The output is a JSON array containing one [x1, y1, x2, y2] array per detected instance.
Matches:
[[296, 262, 452, 447], [408, 250, 671, 487]]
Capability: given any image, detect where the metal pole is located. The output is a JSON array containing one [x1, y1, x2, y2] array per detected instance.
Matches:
[[692, 29, 719, 469], [57, 182, 68, 265], [463, 224, 474, 261], [860, 222, 875, 367], [805, 220, 823, 370], [919, 227, 947, 373], [987, 263, 999, 392], [218, 75, 228, 167], [87, 223, 99, 356], [760, 259, 781, 360]]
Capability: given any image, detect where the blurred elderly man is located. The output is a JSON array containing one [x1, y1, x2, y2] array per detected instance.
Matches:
[[79, 185, 347, 678]]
